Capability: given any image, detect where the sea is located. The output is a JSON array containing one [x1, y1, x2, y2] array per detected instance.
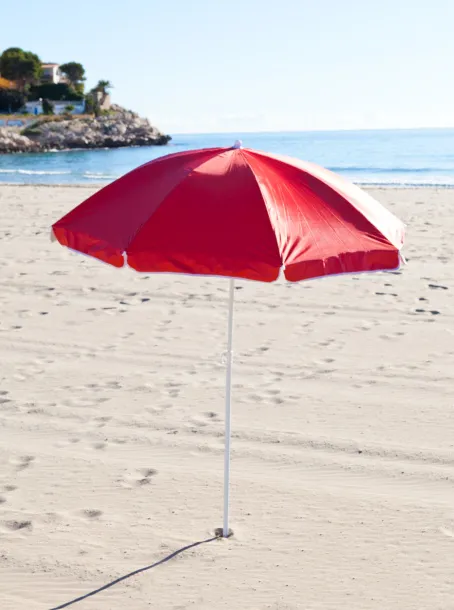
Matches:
[[1, 128, 454, 187]]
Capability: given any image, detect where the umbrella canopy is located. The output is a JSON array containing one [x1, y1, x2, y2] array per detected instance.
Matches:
[[52, 143, 405, 281], [52, 142, 405, 538]]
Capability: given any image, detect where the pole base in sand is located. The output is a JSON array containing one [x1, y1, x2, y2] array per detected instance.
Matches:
[[215, 527, 234, 538]]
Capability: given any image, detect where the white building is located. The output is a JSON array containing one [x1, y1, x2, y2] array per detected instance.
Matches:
[[24, 100, 85, 116], [41, 63, 65, 84]]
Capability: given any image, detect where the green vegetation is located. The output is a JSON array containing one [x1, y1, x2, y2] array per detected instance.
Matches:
[[29, 83, 84, 102], [86, 80, 114, 116], [0, 46, 113, 116], [21, 125, 42, 136], [94, 80, 113, 95], [42, 99, 54, 115], [0, 88, 25, 113], [74, 82, 85, 96], [0, 47, 42, 92], [59, 62, 85, 90], [84, 95, 95, 114]]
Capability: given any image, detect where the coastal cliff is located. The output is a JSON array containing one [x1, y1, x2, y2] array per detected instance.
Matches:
[[0, 107, 171, 153]]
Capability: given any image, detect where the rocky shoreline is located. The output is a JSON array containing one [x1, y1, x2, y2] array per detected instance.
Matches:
[[0, 108, 171, 153]]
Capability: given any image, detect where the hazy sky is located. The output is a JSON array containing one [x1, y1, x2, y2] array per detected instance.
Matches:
[[3, 0, 453, 133]]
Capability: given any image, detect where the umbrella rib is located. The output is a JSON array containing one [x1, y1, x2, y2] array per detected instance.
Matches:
[[249, 149, 404, 250], [240, 150, 285, 272], [249, 150, 398, 255], [241, 151, 327, 272]]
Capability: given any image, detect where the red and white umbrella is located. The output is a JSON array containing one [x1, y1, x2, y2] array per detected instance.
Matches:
[[52, 141, 405, 536]]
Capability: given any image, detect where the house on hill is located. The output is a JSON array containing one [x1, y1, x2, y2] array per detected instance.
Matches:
[[41, 63, 67, 85]]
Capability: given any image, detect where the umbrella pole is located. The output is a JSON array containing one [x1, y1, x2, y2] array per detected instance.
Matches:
[[223, 277, 235, 537]]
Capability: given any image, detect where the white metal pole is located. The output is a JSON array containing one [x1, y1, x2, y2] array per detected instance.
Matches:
[[223, 278, 235, 537]]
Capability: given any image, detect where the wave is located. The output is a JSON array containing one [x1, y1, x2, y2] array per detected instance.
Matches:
[[0, 169, 118, 180], [83, 172, 118, 180], [0, 169, 71, 175], [354, 178, 454, 187], [1, 165, 454, 187], [329, 165, 454, 174], [2, 166, 450, 177]]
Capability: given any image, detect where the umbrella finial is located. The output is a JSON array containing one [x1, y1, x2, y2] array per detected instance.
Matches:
[[232, 140, 243, 149]]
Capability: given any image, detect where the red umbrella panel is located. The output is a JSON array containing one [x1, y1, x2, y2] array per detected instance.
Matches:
[[52, 144, 404, 282], [52, 142, 405, 536]]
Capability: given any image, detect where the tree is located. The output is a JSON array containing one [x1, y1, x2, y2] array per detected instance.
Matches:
[[0, 47, 42, 92], [64, 104, 75, 113], [60, 62, 85, 88], [42, 99, 54, 115], [29, 83, 84, 102], [95, 80, 112, 92], [74, 82, 85, 96], [84, 95, 95, 115], [94, 79, 112, 106], [0, 47, 23, 79], [0, 88, 25, 113]]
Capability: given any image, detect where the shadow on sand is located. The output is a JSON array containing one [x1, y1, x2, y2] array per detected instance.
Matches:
[[49, 535, 219, 609]]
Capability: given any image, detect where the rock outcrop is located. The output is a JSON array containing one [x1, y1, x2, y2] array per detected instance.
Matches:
[[0, 128, 41, 153], [0, 108, 171, 153]]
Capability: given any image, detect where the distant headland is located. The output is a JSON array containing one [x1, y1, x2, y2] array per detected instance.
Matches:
[[0, 47, 171, 153]]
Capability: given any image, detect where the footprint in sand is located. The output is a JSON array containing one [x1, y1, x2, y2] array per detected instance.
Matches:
[[11, 455, 35, 472], [246, 393, 265, 403], [271, 396, 285, 405], [204, 411, 219, 420], [165, 382, 182, 398], [414, 308, 441, 316], [63, 396, 109, 409], [80, 509, 103, 520], [55, 437, 81, 448], [3, 520, 32, 531], [191, 412, 219, 427], [135, 468, 158, 486], [440, 527, 454, 539], [122, 468, 158, 488], [92, 415, 112, 428], [106, 381, 122, 390]]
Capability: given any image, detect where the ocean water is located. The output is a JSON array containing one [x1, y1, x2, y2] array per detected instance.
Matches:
[[1, 128, 454, 187]]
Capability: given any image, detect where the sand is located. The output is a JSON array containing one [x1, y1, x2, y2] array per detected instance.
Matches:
[[0, 184, 453, 609]]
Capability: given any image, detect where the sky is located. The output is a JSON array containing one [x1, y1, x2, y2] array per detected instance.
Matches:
[[2, 0, 454, 134]]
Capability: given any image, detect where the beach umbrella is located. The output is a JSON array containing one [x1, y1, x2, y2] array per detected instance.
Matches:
[[51, 141, 405, 537]]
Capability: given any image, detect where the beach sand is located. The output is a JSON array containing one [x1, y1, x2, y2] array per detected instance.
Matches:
[[0, 184, 453, 609]]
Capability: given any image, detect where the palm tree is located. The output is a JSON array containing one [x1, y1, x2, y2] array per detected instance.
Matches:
[[95, 80, 112, 106]]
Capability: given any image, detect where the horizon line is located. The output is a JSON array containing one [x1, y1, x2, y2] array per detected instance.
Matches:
[[168, 126, 454, 136]]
